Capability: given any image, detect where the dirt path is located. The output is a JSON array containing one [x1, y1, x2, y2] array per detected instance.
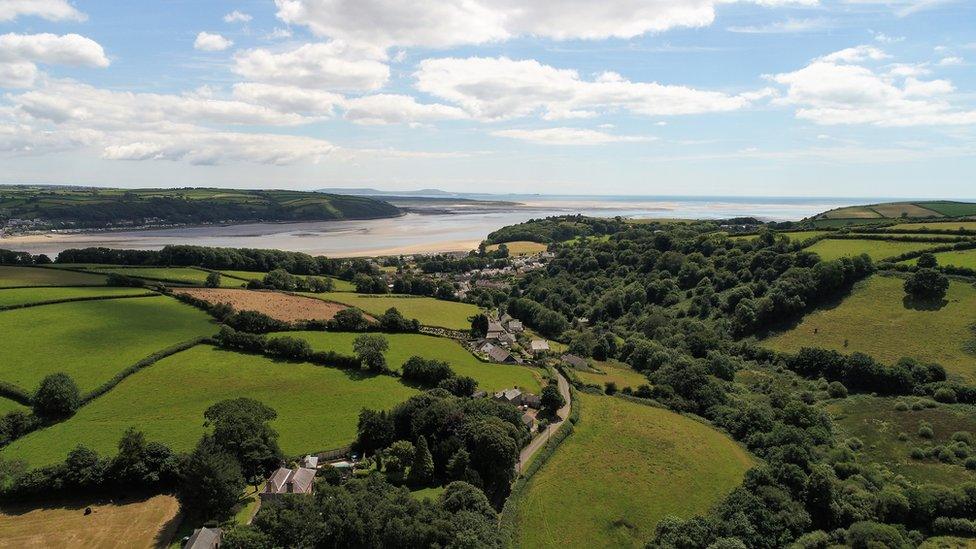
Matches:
[[517, 370, 571, 473]]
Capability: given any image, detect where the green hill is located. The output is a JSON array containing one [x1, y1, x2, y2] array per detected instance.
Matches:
[[0, 186, 401, 231]]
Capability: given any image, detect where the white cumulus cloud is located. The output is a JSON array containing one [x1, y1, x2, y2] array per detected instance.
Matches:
[[491, 127, 654, 145], [0, 33, 109, 88], [223, 10, 252, 23], [232, 82, 344, 116], [343, 94, 468, 125], [194, 32, 233, 52], [0, 0, 86, 22], [233, 41, 389, 91], [414, 56, 761, 121], [274, 0, 817, 50]]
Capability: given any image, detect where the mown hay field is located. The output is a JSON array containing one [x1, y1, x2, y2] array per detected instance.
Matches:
[[803, 238, 940, 262], [286, 331, 542, 393], [173, 288, 347, 322], [219, 270, 356, 291], [302, 292, 480, 330], [574, 360, 649, 390], [0, 296, 216, 393], [826, 395, 976, 486], [2, 345, 418, 467], [487, 241, 549, 255], [0, 266, 106, 288], [0, 286, 152, 308], [514, 393, 753, 548], [763, 276, 976, 383], [0, 494, 180, 549]]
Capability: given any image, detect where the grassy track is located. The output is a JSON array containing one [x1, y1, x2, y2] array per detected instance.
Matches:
[[487, 241, 549, 255], [0, 296, 216, 393], [514, 393, 753, 548], [2, 346, 418, 467], [220, 269, 355, 291], [0, 495, 179, 548], [0, 286, 152, 308], [0, 266, 106, 287], [303, 293, 480, 330], [803, 239, 940, 261], [826, 395, 976, 486], [575, 360, 649, 390], [286, 331, 542, 393], [763, 276, 976, 383]]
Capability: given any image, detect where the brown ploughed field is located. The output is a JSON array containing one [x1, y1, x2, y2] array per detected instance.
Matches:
[[174, 288, 348, 322]]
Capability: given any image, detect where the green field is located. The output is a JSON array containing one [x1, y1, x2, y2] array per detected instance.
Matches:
[[827, 395, 976, 486], [0, 296, 216, 393], [2, 345, 418, 467], [730, 230, 829, 243], [220, 270, 355, 291], [0, 266, 107, 288], [0, 397, 27, 415], [87, 267, 239, 287], [804, 238, 940, 261], [487, 241, 549, 255], [514, 393, 753, 548], [903, 249, 976, 270], [0, 287, 153, 308], [575, 360, 649, 390], [763, 276, 976, 383], [914, 201, 976, 218], [821, 206, 882, 219], [891, 221, 976, 231], [303, 293, 480, 330], [285, 331, 542, 393]]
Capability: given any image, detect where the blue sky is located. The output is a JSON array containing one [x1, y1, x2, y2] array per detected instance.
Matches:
[[0, 0, 974, 197]]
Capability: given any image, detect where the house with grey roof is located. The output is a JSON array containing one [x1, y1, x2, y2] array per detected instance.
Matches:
[[561, 353, 589, 370], [185, 527, 221, 549], [261, 467, 316, 500], [487, 345, 514, 364], [494, 387, 523, 405], [506, 319, 524, 333], [530, 339, 550, 356]]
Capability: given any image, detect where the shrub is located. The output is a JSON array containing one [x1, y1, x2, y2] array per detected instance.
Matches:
[[205, 271, 221, 288], [328, 308, 370, 332], [225, 310, 288, 333], [604, 381, 618, 395], [401, 356, 454, 386], [438, 376, 478, 397], [909, 447, 926, 460], [32, 373, 81, 419], [264, 336, 312, 360], [918, 424, 934, 439], [965, 457, 976, 470], [894, 401, 909, 412], [897, 432, 908, 441], [827, 381, 848, 399], [904, 268, 949, 301], [951, 431, 972, 445], [934, 387, 957, 403]]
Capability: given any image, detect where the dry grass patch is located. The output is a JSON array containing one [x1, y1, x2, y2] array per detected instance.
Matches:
[[0, 494, 180, 549], [173, 288, 347, 322]]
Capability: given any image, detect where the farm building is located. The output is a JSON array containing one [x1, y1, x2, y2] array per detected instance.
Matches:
[[506, 320, 524, 333], [185, 527, 221, 549], [495, 388, 523, 405], [561, 354, 589, 370], [522, 393, 542, 408], [262, 467, 316, 499], [530, 339, 550, 355], [302, 455, 319, 469], [486, 320, 506, 340], [487, 345, 515, 364]]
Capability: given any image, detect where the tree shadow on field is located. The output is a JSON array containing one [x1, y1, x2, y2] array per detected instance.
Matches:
[[901, 295, 948, 311]]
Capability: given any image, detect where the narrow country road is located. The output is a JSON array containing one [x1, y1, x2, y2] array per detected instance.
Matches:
[[516, 369, 571, 473]]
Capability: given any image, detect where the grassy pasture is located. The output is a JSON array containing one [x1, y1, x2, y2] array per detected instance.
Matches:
[[2, 346, 419, 467], [763, 276, 976, 383], [920, 537, 976, 548], [0, 266, 106, 288], [826, 395, 976, 485], [914, 201, 976, 217], [219, 269, 356, 291], [0, 494, 180, 549], [0, 296, 216, 393], [574, 360, 649, 390], [0, 287, 152, 308], [88, 266, 239, 287], [514, 393, 753, 548], [890, 221, 976, 231], [487, 241, 549, 255], [0, 397, 26, 415], [730, 230, 829, 242], [803, 238, 940, 261], [303, 292, 480, 330], [285, 331, 542, 393], [903, 249, 976, 270]]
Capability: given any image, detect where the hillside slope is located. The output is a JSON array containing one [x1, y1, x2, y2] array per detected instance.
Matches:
[[0, 186, 401, 231]]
